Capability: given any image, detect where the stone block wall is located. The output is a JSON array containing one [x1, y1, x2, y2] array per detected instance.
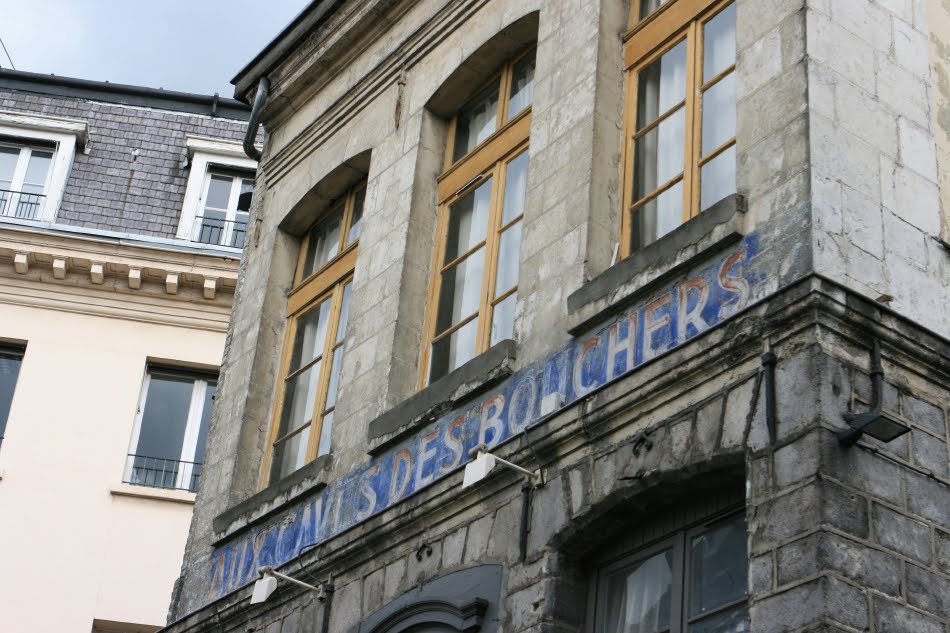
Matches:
[[806, 0, 950, 333]]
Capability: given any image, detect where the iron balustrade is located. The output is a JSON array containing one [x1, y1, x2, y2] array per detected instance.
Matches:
[[193, 215, 247, 249], [124, 453, 202, 492], [0, 189, 46, 220]]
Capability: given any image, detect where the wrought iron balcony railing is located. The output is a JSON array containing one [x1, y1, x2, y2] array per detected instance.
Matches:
[[0, 189, 46, 220], [193, 215, 247, 249], [123, 453, 202, 492]]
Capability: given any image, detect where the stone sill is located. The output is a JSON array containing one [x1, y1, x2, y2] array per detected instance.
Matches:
[[366, 339, 517, 455], [567, 194, 746, 335], [110, 484, 196, 505], [212, 454, 332, 539]]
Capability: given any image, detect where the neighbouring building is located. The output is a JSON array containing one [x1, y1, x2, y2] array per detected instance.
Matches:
[[164, 1, 950, 633], [0, 69, 257, 632]]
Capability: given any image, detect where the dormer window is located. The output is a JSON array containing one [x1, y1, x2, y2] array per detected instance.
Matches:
[[195, 171, 254, 249], [0, 110, 88, 224], [177, 135, 257, 250]]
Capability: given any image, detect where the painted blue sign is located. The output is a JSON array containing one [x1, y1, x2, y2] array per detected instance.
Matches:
[[208, 233, 766, 598]]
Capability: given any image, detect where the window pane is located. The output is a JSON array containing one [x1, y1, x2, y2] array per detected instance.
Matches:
[[205, 175, 232, 210], [703, 4, 736, 82], [453, 80, 501, 162], [602, 549, 674, 633], [494, 221, 521, 297], [324, 347, 343, 411], [508, 50, 536, 119], [502, 151, 529, 225], [22, 150, 52, 191], [135, 374, 193, 461], [336, 282, 353, 344], [429, 318, 478, 382], [0, 146, 18, 184], [0, 352, 23, 443], [700, 146, 736, 211], [445, 178, 492, 263], [639, 0, 670, 19], [689, 606, 748, 633], [634, 107, 685, 201], [290, 298, 332, 370], [701, 72, 736, 154], [317, 411, 333, 457], [197, 210, 226, 245], [632, 180, 683, 249], [237, 179, 254, 212], [281, 362, 320, 435], [272, 426, 310, 480], [490, 291, 517, 346], [436, 248, 484, 334], [636, 40, 687, 129], [193, 382, 216, 465], [231, 212, 249, 248], [303, 207, 344, 277], [689, 517, 747, 618], [347, 187, 365, 246]]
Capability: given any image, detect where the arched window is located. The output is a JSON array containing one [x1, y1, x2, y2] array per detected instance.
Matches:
[[421, 47, 535, 386], [621, 0, 736, 254], [263, 182, 365, 483]]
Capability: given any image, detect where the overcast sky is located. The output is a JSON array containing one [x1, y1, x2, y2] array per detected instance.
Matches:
[[0, 0, 311, 97]]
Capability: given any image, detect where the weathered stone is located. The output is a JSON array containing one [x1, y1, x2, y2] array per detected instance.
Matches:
[[872, 503, 931, 564]]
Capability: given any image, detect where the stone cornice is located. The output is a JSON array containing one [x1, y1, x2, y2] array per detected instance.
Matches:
[[0, 225, 240, 330], [259, 0, 495, 186]]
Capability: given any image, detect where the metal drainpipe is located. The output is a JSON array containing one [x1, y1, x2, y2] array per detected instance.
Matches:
[[243, 76, 270, 161], [320, 580, 335, 633]]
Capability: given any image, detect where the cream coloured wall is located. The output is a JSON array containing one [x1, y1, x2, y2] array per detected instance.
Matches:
[[0, 300, 225, 632]]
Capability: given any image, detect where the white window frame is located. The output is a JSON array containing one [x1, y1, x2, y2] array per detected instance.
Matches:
[[124, 368, 215, 492], [177, 135, 257, 248], [0, 110, 88, 224], [194, 170, 254, 248]]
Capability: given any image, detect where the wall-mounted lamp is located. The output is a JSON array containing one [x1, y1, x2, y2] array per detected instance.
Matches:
[[250, 566, 326, 604], [463, 444, 541, 488], [839, 339, 909, 446]]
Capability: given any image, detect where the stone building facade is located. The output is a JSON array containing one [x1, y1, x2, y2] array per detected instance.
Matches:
[[165, 1, 950, 633], [0, 70, 254, 632]]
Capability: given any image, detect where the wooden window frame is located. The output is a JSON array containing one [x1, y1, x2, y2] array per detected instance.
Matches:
[[620, 0, 737, 257], [419, 47, 535, 388], [260, 183, 364, 487]]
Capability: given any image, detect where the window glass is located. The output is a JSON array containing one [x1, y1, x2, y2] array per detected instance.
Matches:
[[436, 248, 485, 334], [634, 107, 685, 200], [430, 317, 479, 380], [639, 0, 670, 19], [603, 549, 674, 633], [273, 426, 310, 480], [688, 517, 747, 620], [490, 291, 518, 346], [636, 41, 687, 130], [701, 73, 736, 153], [347, 187, 365, 246], [0, 146, 17, 185], [703, 4, 736, 82], [21, 150, 52, 194], [501, 151, 529, 225], [134, 374, 193, 462], [507, 51, 536, 120], [238, 179, 254, 212], [453, 81, 501, 162], [445, 178, 492, 263], [0, 351, 23, 446], [193, 382, 216, 466], [206, 175, 232, 210], [303, 206, 344, 277], [700, 146, 736, 211]]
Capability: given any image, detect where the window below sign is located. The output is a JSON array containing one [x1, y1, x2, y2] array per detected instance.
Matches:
[[592, 512, 748, 633]]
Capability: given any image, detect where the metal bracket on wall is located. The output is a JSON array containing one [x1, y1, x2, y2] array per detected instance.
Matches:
[[760, 351, 777, 445]]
